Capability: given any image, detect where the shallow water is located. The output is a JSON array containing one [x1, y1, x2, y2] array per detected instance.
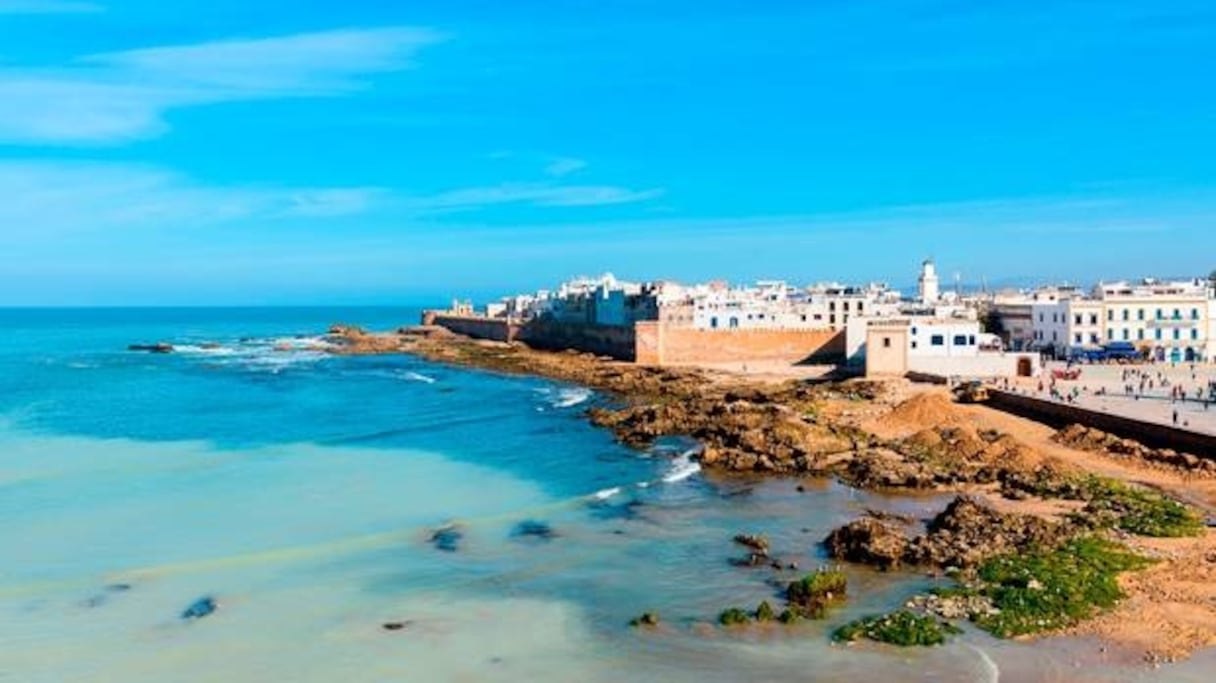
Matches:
[[1, 308, 1213, 682]]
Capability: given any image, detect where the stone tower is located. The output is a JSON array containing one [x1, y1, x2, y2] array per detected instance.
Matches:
[[918, 259, 940, 304]]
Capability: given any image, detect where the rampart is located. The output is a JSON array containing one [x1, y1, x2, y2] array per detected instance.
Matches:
[[424, 312, 845, 366]]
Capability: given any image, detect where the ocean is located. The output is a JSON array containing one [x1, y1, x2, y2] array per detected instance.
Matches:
[[0, 307, 1212, 682]]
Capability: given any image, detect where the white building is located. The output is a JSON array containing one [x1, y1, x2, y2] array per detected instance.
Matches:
[[856, 315, 1032, 378], [1093, 279, 1211, 362], [846, 313, 991, 365], [689, 280, 828, 330], [1026, 278, 1216, 362]]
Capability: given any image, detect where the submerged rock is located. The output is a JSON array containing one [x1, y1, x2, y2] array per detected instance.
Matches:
[[511, 519, 558, 542], [429, 524, 464, 552], [629, 611, 660, 627], [382, 620, 414, 632], [128, 343, 174, 354], [181, 596, 217, 621]]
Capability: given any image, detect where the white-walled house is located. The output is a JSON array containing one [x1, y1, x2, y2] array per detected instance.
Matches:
[[858, 316, 1036, 379]]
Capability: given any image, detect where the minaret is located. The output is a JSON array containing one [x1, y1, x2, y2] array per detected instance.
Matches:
[[918, 259, 940, 304]]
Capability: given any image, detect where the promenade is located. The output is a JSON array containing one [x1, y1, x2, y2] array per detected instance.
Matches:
[[1008, 360, 1216, 436]]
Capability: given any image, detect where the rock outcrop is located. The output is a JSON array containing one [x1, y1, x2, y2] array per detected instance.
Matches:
[[825, 496, 1072, 570], [1053, 424, 1216, 476]]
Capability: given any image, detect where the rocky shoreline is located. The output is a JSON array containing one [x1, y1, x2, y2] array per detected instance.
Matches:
[[326, 324, 1216, 661]]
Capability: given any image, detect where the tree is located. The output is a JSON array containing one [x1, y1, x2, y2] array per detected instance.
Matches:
[[979, 308, 1006, 339]]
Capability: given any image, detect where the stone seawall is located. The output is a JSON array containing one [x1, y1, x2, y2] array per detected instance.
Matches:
[[638, 323, 845, 366], [426, 314, 518, 343], [518, 320, 637, 361], [426, 312, 846, 366], [986, 389, 1216, 458]]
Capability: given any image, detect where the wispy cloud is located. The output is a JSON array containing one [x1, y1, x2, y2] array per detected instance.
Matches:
[[545, 157, 588, 178], [407, 183, 663, 211], [0, 161, 662, 247], [0, 0, 101, 14], [0, 27, 444, 144], [0, 161, 382, 242]]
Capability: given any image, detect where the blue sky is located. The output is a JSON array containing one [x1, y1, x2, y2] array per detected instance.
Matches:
[[1, 0, 1214, 305]]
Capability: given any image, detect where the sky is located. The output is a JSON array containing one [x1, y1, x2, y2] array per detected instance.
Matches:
[[0, 0, 1214, 305]]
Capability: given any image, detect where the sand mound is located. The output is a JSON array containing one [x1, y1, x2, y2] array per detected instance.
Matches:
[[874, 392, 963, 435]]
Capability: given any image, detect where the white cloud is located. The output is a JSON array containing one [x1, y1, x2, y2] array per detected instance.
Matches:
[[0, 27, 444, 144], [0, 161, 382, 242], [545, 157, 588, 177], [0, 0, 101, 14], [406, 183, 663, 211], [0, 161, 662, 248]]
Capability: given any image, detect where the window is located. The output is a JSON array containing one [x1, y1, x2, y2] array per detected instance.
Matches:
[[1090, 314, 1098, 325], [1051, 331, 1058, 342], [1107, 328, 1114, 340], [911, 341, 918, 349], [1122, 329, 1129, 341], [1074, 333, 1082, 343], [1174, 328, 1181, 340], [1122, 309, 1129, 321], [829, 314, 836, 325], [1156, 308, 1164, 320], [1090, 333, 1099, 344], [1155, 328, 1162, 340], [1039, 313, 1045, 322], [930, 335, 945, 346], [1138, 309, 1145, 321], [911, 327, 918, 336], [1074, 314, 1082, 325], [857, 303, 864, 313], [1173, 309, 1181, 320], [1107, 310, 1114, 321], [800, 314, 807, 322], [882, 337, 892, 349], [1192, 329, 1199, 340], [729, 317, 739, 329], [710, 317, 719, 329], [1138, 329, 1144, 341], [829, 302, 836, 312], [952, 334, 967, 346], [1192, 308, 1200, 320], [968, 335, 976, 345]]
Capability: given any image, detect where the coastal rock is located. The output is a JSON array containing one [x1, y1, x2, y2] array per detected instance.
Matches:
[[732, 533, 770, 555], [629, 611, 660, 628], [828, 496, 1071, 571], [823, 517, 909, 569], [906, 496, 1068, 568], [128, 343, 174, 354], [1053, 424, 1214, 477]]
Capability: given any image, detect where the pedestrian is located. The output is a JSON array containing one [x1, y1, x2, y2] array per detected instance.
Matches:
[[1173, 409, 1179, 426]]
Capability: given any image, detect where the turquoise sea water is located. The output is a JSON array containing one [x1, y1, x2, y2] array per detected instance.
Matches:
[[1, 308, 1212, 682]]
